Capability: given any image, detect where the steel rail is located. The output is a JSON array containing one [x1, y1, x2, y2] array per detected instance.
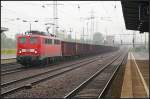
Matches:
[[1, 63, 24, 75], [1, 62, 18, 67], [1, 53, 113, 96], [98, 52, 128, 98], [2, 51, 117, 86], [1, 56, 100, 87], [1, 51, 112, 75], [1, 68, 25, 75], [64, 52, 123, 99]]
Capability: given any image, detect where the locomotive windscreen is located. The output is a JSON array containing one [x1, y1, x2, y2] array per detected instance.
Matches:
[[30, 37, 37, 44], [19, 37, 26, 44]]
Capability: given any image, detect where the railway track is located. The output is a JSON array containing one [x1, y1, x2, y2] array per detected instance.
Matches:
[[1, 67, 25, 75], [1, 62, 17, 66], [1, 62, 22, 71], [1, 52, 112, 76], [1, 52, 111, 79], [1, 55, 98, 76], [1, 62, 25, 75], [64, 51, 128, 99], [1, 51, 120, 97]]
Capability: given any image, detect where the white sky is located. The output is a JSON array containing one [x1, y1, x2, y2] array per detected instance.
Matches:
[[1, 1, 148, 43]]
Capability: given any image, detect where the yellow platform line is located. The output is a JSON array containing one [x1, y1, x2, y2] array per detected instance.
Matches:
[[131, 52, 149, 97], [121, 52, 133, 98]]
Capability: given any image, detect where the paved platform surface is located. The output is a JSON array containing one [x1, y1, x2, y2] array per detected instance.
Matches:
[[132, 51, 149, 88], [121, 52, 149, 98], [1, 54, 16, 59], [121, 53, 133, 98]]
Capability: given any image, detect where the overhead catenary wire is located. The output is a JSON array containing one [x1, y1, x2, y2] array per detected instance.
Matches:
[[2, 1, 126, 42]]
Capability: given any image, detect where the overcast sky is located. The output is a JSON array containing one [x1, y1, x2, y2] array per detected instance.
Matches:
[[1, 1, 147, 43]]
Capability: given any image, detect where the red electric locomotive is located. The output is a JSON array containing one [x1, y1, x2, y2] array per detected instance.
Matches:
[[16, 31, 62, 65], [17, 30, 118, 66]]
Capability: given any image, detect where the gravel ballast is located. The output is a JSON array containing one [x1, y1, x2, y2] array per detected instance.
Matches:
[[4, 52, 118, 98]]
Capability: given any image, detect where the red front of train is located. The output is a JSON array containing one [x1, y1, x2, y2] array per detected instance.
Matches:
[[16, 32, 62, 65]]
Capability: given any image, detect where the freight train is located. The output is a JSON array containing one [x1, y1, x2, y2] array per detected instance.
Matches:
[[16, 30, 118, 66]]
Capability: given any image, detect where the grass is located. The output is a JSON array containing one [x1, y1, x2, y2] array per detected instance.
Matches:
[[1, 49, 16, 63], [1, 49, 16, 54]]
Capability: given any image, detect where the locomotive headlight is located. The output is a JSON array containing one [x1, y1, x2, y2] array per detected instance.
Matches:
[[35, 50, 37, 54], [19, 50, 22, 53]]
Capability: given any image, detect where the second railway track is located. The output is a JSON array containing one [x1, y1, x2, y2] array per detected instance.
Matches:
[[1, 51, 120, 96], [64, 50, 128, 99], [1, 62, 24, 75], [1, 67, 25, 75], [1, 52, 112, 76]]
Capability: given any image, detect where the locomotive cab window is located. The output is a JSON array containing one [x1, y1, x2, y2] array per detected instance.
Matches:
[[19, 37, 26, 44], [30, 37, 37, 44]]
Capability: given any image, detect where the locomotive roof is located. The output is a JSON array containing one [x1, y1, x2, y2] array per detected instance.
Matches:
[[25, 30, 49, 36], [17, 31, 60, 40]]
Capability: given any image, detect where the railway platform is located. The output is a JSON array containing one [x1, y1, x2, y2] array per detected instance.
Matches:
[[1, 54, 16, 64], [1, 54, 16, 60], [121, 51, 149, 98]]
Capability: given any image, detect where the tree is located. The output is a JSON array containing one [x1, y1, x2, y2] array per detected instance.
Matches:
[[92, 32, 104, 45], [1, 33, 7, 48], [1, 32, 16, 49]]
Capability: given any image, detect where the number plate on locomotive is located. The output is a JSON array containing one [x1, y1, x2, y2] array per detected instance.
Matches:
[[26, 49, 30, 52]]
